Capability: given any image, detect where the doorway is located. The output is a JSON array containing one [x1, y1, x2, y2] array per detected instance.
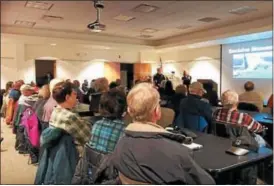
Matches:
[[120, 63, 134, 89], [35, 59, 56, 87]]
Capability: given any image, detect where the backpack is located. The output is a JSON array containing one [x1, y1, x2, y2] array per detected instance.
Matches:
[[21, 108, 40, 148]]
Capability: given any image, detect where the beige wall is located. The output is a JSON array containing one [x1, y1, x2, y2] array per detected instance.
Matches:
[[152, 46, 221, 95]]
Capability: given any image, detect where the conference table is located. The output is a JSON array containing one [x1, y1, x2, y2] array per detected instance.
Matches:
[[191, 132, 273, 184]]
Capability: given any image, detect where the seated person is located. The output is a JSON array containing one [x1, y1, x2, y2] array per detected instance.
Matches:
[[42, 79, 63, 123], [203, 83, 218, 106], [164, 80, 175, 97], [89, 78, 109, 114], [73, 80, 84, 103], [97, 83, 215, 184], [18, 84, 39, 107], [89, 89, 126, 153], [6, 81, 22, 124], [239, 81, 263, 112], [175, 82, 212, 132], [213, 90, 263, 133], [33, 84, 50, 121], [170, 85, 187, 118], [50, 81, 91, 154]]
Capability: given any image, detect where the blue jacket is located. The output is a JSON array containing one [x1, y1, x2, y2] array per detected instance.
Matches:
[[35, 127, 79, 184]]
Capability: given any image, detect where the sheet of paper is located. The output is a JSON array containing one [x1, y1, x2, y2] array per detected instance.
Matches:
[[182, 143, 203, 150]]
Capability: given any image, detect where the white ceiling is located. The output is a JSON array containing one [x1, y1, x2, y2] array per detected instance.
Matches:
[[1, 1, 272, 40]]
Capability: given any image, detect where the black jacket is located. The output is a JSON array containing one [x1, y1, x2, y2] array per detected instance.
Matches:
[[35, 127, 79, 184], [176, 94, 213, 131], [72, 144, 108, 184], [95, 122, 215, 185]]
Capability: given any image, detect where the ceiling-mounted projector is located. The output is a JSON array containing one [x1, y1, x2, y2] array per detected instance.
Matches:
[[94, 0, 104, 9], [87, 21, 106, 32], [87, 0, 106, 32]]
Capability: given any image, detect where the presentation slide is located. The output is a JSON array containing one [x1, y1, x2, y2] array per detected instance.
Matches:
[[221, 38, 273, 99], [230, 45, 272, 79]]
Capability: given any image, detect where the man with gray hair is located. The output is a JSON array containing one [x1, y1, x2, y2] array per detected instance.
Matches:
[[100, 83, 215, 184], [213, 90, 263, 133]]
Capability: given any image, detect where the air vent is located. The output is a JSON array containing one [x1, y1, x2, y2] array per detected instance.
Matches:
[[177, 25, 192, 30], [139, 34, 153, 38], [25, 1, 53, 10], [132, 4, 158, 13], [229, 6, 257, 15], [198, 17, 220, 23], [42, 15, 64, 22], [14, 20, 36, 27], [113, 14, 135, 22], [142, 28, 158, 33]]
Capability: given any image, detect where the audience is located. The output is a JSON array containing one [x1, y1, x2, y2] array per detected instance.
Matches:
[[6, 81, 23, 124], [109, 81, 118, 89], [89, 77, 109, 114], [1, 81, 13, 118], [203, 82, 218, 106], [213, 90, 263, 133], [89, 89, 126, 153], [175, 82, 212, 132], [239, 81, 263, 112], [73, 80, 84, 103], [99, 83, 215, 184], [81, 79, 89, 94], [171, 84, 187, 117], [42, 78, 63, 123], [50, 81, 91, 154], [164, 80, 175, 97], [33, 84, 50, 122]]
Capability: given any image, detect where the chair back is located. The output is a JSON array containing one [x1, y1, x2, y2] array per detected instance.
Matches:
[[158, 107, 175, 128], [175, 113, 208, 132], [238, 102, 259, 112]]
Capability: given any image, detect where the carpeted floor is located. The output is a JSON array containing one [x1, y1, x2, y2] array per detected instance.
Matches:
[[1, 119, 37, 184]]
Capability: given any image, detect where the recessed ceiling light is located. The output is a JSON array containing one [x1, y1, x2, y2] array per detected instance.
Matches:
[[42, 15, 64, 22], [142, 28, 158, 33], [132, 4, 159, 13], [50, 43, 57, 46], [198, 17, 220, 23], [14, 20, 36, 27], [25, 1, 53, 10], [139, 34, 153, 38], [229, 6, 257, 15], [177, 25, 192, 30], [113, 14, 135, 22]]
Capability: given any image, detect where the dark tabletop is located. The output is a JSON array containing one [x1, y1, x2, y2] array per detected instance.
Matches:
[[192, 133, 273, 175]]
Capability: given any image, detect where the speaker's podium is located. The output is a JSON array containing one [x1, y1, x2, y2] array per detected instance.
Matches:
[[197, 79, 218, 92]]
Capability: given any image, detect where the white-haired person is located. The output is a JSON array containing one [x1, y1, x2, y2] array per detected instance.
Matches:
[[99, 83, 215, 184], [213, 90, 266, 184], [213, 90, 264, 133]]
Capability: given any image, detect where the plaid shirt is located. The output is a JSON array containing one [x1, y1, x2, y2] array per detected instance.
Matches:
[[50, 105, 91, 145], [213, 108, 263, 133], [89, 118, 124, 153]]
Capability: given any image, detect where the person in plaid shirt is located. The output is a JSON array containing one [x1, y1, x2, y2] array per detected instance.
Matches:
[[50, 82, 91, 147], [89, 89, 126, 153], [213, 90, 263, 133]]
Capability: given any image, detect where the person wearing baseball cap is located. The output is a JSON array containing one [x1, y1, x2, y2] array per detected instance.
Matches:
[[175, 81, 212, 132]]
